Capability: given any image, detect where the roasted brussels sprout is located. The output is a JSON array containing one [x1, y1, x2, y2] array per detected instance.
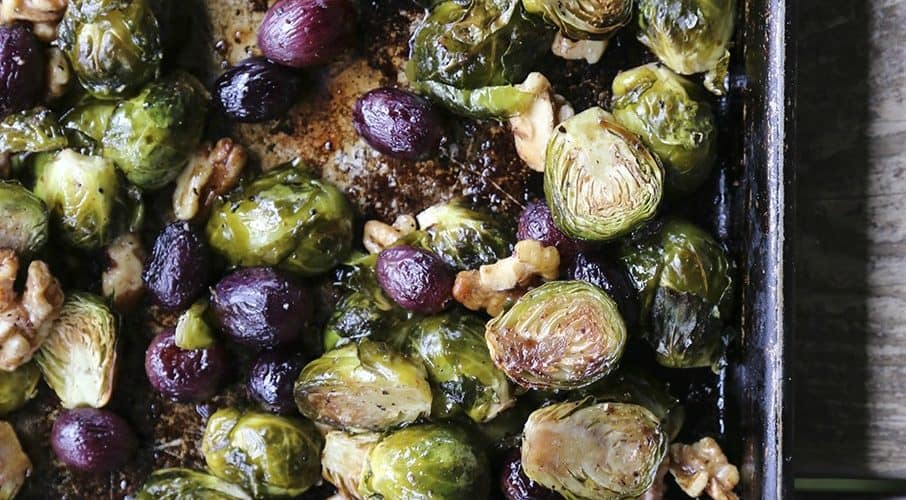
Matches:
[[581, 369, 685, 440], [34, 293, 117, 409], [102, 72, 208, 189], [619, 218, 734, 368], [58, 0, 163, 99], [485, 280, 626, 390], [174, 299, 215, 349], [413, 200, 514, 271], [522, 400, 668, 499], [406, 311, 514, 422], [360, 424, 490, 499], [321, 430, 380, 498], [324, 267, 410, 350], [544, 107, 664, 242], [0, 362, 40, 415], [61, 100, 117, 151], [612, 63, 717, 194], [0, 107, 68, 154], [134, 468, 252, 500], [32, 149, 120, 249], [0, 181, 49, 257], [294, 340, 432, 431], [206, 163, 354, 276], [201, 408, 323, 498], [522, 0, 631, 41]]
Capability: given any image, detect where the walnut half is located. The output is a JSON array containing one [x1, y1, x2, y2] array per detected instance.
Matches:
[[669, 437, 740, 500], [508, 73, 574, 172], [173, 138, 247, 222]]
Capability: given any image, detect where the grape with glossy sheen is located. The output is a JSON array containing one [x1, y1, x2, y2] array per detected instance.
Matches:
[[517, 201, 583, 265], [51, 408, 137, 474], [257, 0, 356, 68], [0, 24, 45, 118], [214, 57, 302, 123], [247, 349, 308, 414], [500, 449, 561, 500], [143, 221, 211, 312], [145, 328, 229, 402], [568, 251, 639, 329], [353, 88, 444, 160], [376, 245, 454, 314]]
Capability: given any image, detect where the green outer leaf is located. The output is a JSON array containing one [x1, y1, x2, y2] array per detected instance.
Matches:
[[0, 362, 41, 416], [413, 199, 514, 271], [174, 299, 215, 349], [133, 468, 252, 500], [522, 0, 632, 41], [0, 108, 68, 153], [62, 100, 118, 152], [413, 79, 535, 118], [0, 181, 49, 256]]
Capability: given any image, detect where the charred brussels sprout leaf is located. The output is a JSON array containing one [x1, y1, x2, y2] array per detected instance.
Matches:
[[407, 311, 515, 423], [134, 468, 252, 500], [522, 0, 632, 41], [485, 280, 626, 390], [207, 163, 354, 276], [321, 430, 381, 498], [522, 400, 668, 499], [0, 107, 68, 153], [58, 0, 162, 99], [612, 63, 717, 195], [0, 361, 41, 415], [361, 425, 490, 499], [102, 72, 207, 190], [413, 200, 514, 271], [201, 409, 323, 498], [544, 107, 664, 241], [0, 181, 49, 257], [294, 340, 432, 431], [580, 368, 685, 440], [34, 293, 117, 409], [620, 218, 734, 368]]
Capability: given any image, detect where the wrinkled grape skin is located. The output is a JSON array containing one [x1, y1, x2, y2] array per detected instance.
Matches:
[[51, 408, 137, 474], [145, 329, 229, 402], [500, 449, 561, 500], [353, 88, 444, 160], [143, 221, 211, 312], [247, 349, 308, 414], [517, 202, 583, 265], [376, 245, 454, 314], [568, 252, 639, 329], [0, 24, 45, 118], [257, 0, 356, 68], [213, 57, 302, 123]]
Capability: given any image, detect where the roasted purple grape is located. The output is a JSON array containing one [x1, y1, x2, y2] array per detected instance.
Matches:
[[568, 252, 639, 328], [0, 24, 45, 118], [51, 408, 137, 474], [142, 221, 211, 312], [144, 328, 229, 402], [247, 349, 308, 414], [257, 0, 356, 68], [376, 245, 454, 314], [517, 201, 582, 265], [353, 88, 444, 160], [213, 57, 302, 123], [501, 449, 561, 500]]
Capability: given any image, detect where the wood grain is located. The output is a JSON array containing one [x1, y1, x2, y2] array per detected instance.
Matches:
[[794, 0, 906, 478]]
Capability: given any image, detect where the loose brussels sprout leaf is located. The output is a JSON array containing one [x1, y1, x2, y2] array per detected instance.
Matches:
[[0, 362, 40, 416], [580, 368, 685, 440], [412, 79, 535, 119], [0, 108, 68, 154], [207, 163, 354, 276], [361, 425, 490, 499], [544, 107, 664, 241], [201, 409, 323, 498], [619, 218, 734, 368], [485, 280, 626, 390], [0, 422, 31, 500], [522, 0, 632, 41], [62, 100, 118, 152], [322, 430, 381, 499], [294, 340, 432, 431], [58, 0, 163, 99], [406, 311, 514, 423], [413, 200, 514, 271], [34, 293, 117, 409], [612, 63, 717, 195], [637, 0, 736, 78], [0, 181, 49, 257], [102, 72, 208, 190], [33, 149, 120, 250], [522, 400, 668, 499], [133, 468, 252, 500], [174, 299, 215, 350]]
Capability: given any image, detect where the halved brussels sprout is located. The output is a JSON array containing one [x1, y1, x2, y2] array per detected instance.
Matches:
[[32, 149, 120, 250], [133, 468, 252, 500], [413, 200, 515, 271], [360, 424, 490, 499], [522, 400, 668, 499], [612, 63, 717, 195], [34, 293, 117, 409], [102, 72, 208, 190], [544, 107, 664, 241], [620, 218, 734, 368], [0, 181, 49, 256], [485, 280, 626, 390], [321, 430, 381, 499], [522, 0, 632, 41], [406, 311, 515, 423], [0, 421, 31, 500], [207, 163, 354, 276], [0, 362, 40, 415], [58, 0, 162, 99], [174, 299, 215, 350], [201, 408, 323, 498], [580, 368, 685, 440], [294, 340, 432, 431], [0, 107, 68, 153]]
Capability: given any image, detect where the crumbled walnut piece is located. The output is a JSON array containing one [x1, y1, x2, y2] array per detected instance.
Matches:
[[173, 138, 247, 221], [453, 270, 525, 317], [363, 215, 417, 254], [669, 437, 740, 500], [508, 73, 574, 172], [551, 32, 608, 64], [101, 233, 146, 312], [0, 0, 67, 24], [0, 248, 64, 371], [44, 47, 70, 101], [0, 421, 31, 500]]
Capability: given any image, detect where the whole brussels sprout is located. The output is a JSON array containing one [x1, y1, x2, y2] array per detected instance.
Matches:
[[33, 149, 120, 249], [134, 468, 252, 500], [522, 400, 668, 499], [360, 425, 490, 499], [522, 0, 632, 41], [294, 340, 432, 431], [413, 200, 515, 271], [321, 430, 381, 499], [58, 0, 162, 99], [486, 280, 626, 390], [62, 100, 117, 152], [201, 408, 323, 498], [580, 368, 685, 440], [0, 181, 49, 256], [35, 293, 117, 409], [102, 72, 208, 190], [619, 218, 734, 368], [0, 362, 40, 415], [207, 163, 354, 276], [406, 311, 515, 423], [0, 107, 68, 154], [544, 107, 664, 242], [612, 63, 717, 195]]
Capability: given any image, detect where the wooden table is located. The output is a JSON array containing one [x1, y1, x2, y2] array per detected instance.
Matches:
[[794, 0, 906, 479]]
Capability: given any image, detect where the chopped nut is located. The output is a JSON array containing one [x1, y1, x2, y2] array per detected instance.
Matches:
[[0, 421, 31, 500], [508, 73, 574, 172], [0, 0, 67, 24], [44, 47, 70, 101], [0, 249, 64, 371], [362, 215, 417, 254], [101, 233, 146, 312], [173, 138, 247, 221], [551, 32, 608, 64], [453, 270, 525, 317], [669, 437, 740, 500]]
